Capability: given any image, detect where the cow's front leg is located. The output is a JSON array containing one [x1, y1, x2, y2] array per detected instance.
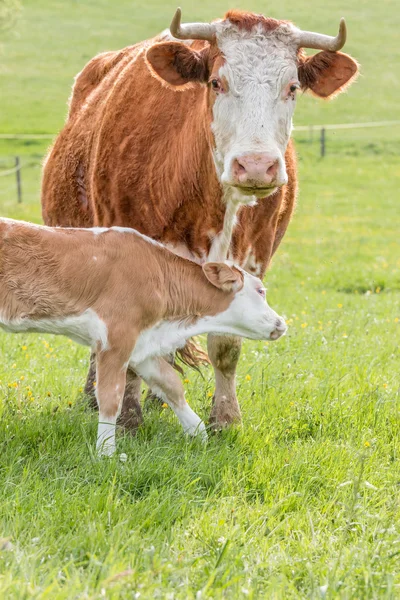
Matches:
[[84, 352, 144, 432], [207, 334, 242, 428]]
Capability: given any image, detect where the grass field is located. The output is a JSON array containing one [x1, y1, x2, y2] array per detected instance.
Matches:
[[0, 1, 400, 598]]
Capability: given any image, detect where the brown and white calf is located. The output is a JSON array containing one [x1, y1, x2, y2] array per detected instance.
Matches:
[[0, 218, 286, 455]]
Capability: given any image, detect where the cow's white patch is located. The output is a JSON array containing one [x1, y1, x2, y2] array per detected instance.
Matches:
[[243, 253, 262, 277], [0, 309, 108, 350], [211, 21, 298, 201]]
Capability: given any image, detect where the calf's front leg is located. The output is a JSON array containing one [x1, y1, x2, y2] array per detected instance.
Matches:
[[207, 334, 242, 428], [85, 351, 144, 432], [95, 349, 129, 456], [134, 357, 207, 442]]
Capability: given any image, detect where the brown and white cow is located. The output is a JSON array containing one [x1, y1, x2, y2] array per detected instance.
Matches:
[[41, 9, 358, 428], [0, 217, 286, 454]]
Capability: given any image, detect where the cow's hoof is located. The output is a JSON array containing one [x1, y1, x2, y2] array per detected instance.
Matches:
[[118, 406, 143, 433], [209, 394, 242, 430]]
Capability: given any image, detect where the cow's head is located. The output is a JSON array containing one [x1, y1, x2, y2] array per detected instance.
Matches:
[[146, 9, 358, 200]]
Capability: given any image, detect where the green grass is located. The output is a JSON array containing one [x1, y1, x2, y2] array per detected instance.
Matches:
[[1, 0, 400, 598]]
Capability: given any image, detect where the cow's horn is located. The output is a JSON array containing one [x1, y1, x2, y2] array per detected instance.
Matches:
[[296, 18, 347, 51], [170, 7, 216, 42]]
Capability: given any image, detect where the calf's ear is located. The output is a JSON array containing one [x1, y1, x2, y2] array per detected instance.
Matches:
[[146, 42, 209, 86], [298, 51, 358, 98], [202, 263, 244, 293]]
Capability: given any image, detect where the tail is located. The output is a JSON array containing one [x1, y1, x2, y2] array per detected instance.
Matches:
[[174, 338, 210, 375]]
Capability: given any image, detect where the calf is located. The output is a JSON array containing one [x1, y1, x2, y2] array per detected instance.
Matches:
[[0, 218, 286, 455]]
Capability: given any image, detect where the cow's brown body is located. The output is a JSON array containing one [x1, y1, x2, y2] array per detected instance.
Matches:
[[42, 40, 297, 275]]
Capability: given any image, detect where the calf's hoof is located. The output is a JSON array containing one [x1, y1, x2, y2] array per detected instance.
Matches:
[[185, 420, 208, 443]]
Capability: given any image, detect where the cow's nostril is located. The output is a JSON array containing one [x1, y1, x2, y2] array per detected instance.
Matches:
[[236, 161, 246, 175], [267, 160, 279, 178]]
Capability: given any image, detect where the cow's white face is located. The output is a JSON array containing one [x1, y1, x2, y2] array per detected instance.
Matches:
[[211, 23, 298, 199]]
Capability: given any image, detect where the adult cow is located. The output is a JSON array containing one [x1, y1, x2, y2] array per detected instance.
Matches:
[[42, 9, 358, 429]]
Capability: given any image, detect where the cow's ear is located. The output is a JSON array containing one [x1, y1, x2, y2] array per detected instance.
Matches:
[[145, 42, 209, 86], [202, 263, 244, 293], [298, 51, 358, 98]]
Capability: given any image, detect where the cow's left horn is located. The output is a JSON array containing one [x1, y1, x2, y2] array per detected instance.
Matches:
[[296, 18, 347, 51], [170, 7, 216, 42]]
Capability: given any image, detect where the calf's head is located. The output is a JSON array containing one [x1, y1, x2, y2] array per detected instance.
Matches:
[[202, 262, 287, 341], [146, 9, 358, 199]]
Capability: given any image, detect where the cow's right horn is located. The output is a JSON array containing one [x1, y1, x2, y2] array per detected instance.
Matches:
[[170, 7, 216, 42]]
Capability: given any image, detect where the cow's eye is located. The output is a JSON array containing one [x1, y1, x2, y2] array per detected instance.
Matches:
[[287, 82, 300, 98], [257, 287, 266, 298], [211, 78, 221, 92]]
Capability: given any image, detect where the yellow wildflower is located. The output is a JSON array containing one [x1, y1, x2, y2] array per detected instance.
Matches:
[[184, 378, 190, 384], [364, 441, 371, 448], [337, 303, 343, 309], [93, 381, 97, 388], [162, 403, 168, 408], [301, 323, 308, 328], [11, 363, 16, 369], [245, 374, 251, 381], [20, 375, 25, 381], [207, 392, 213, 398], [22, 345, 27, 351], [383, 383, 388, 389]]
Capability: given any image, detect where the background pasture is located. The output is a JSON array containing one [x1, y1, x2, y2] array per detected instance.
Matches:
[[0, 0, 399, 598]]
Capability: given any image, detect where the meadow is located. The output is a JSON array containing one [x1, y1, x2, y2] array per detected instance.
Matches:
[[0, 0, 399, 598]]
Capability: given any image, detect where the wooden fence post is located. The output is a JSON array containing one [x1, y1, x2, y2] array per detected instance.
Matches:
[[320, 127, 326, 158], [15, 156, 22, 203]]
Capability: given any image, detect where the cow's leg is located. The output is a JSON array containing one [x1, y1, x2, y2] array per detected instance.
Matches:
[[85, 351, 144, 431], [118, 368, 144, 430], [84, 352, 98, 409], [207, 334, 242, 428], [134, 357, 207, 441], [95, 349, 128, 456]]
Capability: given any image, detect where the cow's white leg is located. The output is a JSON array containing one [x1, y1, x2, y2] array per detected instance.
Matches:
[[95, 349, 128, 456], [207, 334, 242, 428], [134, 357, 207, 442]]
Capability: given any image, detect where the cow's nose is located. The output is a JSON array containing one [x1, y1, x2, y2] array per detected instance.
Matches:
[[270, 318, 287, 341], [232, 153, 279, 187]]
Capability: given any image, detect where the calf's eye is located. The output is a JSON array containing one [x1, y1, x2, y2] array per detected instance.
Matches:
[[211, 78, 221, 92], [257, 287, 266, 298]]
